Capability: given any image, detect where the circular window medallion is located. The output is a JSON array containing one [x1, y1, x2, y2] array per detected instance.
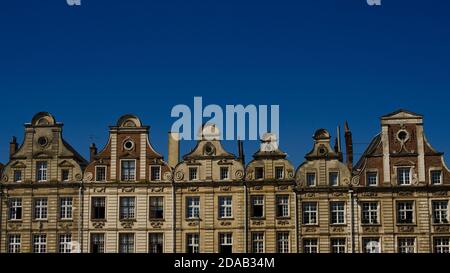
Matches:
[[204, 143, 215, 156], [124, 140, 135, 150], [397, 130, 409, 142], [37, 137, 48, 147]]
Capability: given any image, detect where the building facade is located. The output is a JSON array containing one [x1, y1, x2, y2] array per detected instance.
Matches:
[[1, 109, 450, 253]]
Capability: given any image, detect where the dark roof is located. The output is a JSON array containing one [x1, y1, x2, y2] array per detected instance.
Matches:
[[353, 133, 381, 172]]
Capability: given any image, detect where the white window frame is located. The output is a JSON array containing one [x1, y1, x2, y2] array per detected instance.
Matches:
[[434, 237, 450, 253], [219, 233, 233, 253], [187, 233, 200, 253], [119, 196, 136, 220], [148, 233, 164, 253], [13, 169, 23, 183], [366, 171, 378, 186], [330, 202, 346, 225], [34, 198, 48, 220], [397, 167, 412, 186], [302, 202, 318, 225], [361, 202, 379, 225], [61, 169, 70, 182], [90, 233, 105, 253], [397, 201, 415, 224], [8, 234, 21, 253], [430, 169, 443, 185], [251, 195, 265, 218], [59, 234, 72, 253], [150, 165, 161, 181], [251, 232, 265, 253], [306, 172, 316, 187], [303, 238, 318, 253], [276, 195, 290, 218], [255, 167, 264, 180], [398, 237, 416, 254], [189, 167, 199, 181], [95, 165, 107, 182], [219, 166, 230, 181], [187, 197, 200, 219], [120, 159, 136, 182], [432, 200, 449, 224], [36, 161, 48, 182], [329, 171, 339, 187], [331, 238, 346, 254], [275, 166, 284, 180], [33, 234, 47, 253], [60, 197, 73, 220], [118, 233, 135, 253], [362, 237, 381, 253], [9, 198, 22, 220], [219, 196, 233, 219], [276, 232, 290, 253]]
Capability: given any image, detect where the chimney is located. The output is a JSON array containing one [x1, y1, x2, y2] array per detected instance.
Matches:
[[344, 121, 353, 170], [9, 136, 17, 159], [168, 132, 180, 169], [238, 140, 245, 165], [90, 143, 98, 162]]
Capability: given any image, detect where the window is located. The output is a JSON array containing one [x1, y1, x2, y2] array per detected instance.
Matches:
[[275, 167, 284, 180], [96, 166, 106, 182], [149, 197, 164, 219], [434, 237, 450, 253], [397, 167, 411, 185], [255, 167, 264, 179], [59, 234, 72, 253], [362, 238, 381, 253], [366, 172, 378, 186], [36, 161, 48, 182], [302, 202, 317, 225], [330, 202, 345, 225], [149, 233, 164, 253], [33, 234, 47, 253], [34, 198, 48, 220], [431, 170, 443, 185], [91, 197, 106, 220], [397, 201, 414, 224], [186, 234, 200, 253], [219, 196, 232, 219], [331, 238, 346, 253], [219, 233, 233, 254], [13, 170, 22, 182], [61, 169, 70, 182], [220, 167, 229, 180], [8, 235, 21, 253], [60, 197, 73, 220], [90, 233, 105, 253], [398, 238, 416, 254], [361, 202, 379, 225], [150, 166, 161, 181], [276, 232, 290, 253], [121, 160, 136, 181], [329, 172, 339, 186], [120, 197, 136, 220], [119, 233, 135, 253], [276, 195, 289, 218], [187, 197, 200, 219], [306, 172, 316, 187], [251, 196, 264, 218], [432, 201, 449, 224], [189, 167, 198, 181], [8, 198, 22, 220], [251, 232, 264, 253], [303, 239, 318, 253]]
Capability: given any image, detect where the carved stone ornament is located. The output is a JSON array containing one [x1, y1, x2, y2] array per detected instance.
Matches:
[[252, 220, 264, 226], [253, 186, 263, 191], [188, 187, 199, 192], [8, 222, 22, 231], [363, 226, 379, 233], [188, 221, 199, 227], [332, 226, 345, 233], [351, 176, 360, 186], [92, 221, 105, 229], [398, 226, 414, 233], [151, 187, 164, 193], [304, 227, 317, 233], [93, 187, 106, 193], [121, 220, 135, 229], [235, 170, 244, 179], [121, 187, 135, 193], [277, 220, 290, 225], [220, 221, 232, 226], [150, 221, 163, 229], [287, 171, 294, 179], [175, 171, 184, 181], [278, 185, 289, 191], [84, 172, 93, 181], [163, 171, 173, 181], [435, 226, 449, 233], [59, 222, 72, 230], [433, 191, 448, 197], [2, 175, 8, 182], [220, 186, 231, 192], [75, 173, 82, 181]]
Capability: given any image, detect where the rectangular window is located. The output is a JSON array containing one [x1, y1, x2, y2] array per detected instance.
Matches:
[[306, 172, 316, 187], [121, 160, 136, 181], [150, 166, 161, 181], [432, 201, 449, 224], [36, 161, 48, 182], [255, 167, 264, 179], [8, 198, 22, 220], [330, 202, 345, 225], [303, 239, 318, 253], [34, 198, 48, 220], [120, 197, 136, 220], [119, 233, 135, 253], [276, 232, 290, 253], [149, 233, 164, 253], [251, 232, 264, 253], [186, 197, 200, 219], [398, 237, 416, 254], [8, 235, 21, 253], [251, 196, 264, 218], [61, 169, 70, 182], [90, 233, 105, 253], [96, 166, 106, 182], [366, 172, 378, 186], [397, 167, 411, 185], [434, 237, 450, 253], [189, 167, 198, 181], [219, 233, 233, 254], [361, 202, 379, 225], [60, 197, 73, 220], [13, 170, 22, 182], [363, 238, 381, 253], [33, 234, 47, 253], [275, 167, 284, 180], [219, 196, 233, 219], [91, 197, 106, 220], [149, 197, 164, 219], [276, 195, 290, 218], [186, 234, 200, 253], [302, 202, 317, 225], [59, 234, 72, 253], [220, 167, 229, 180], [431, 170, 443, 185], [397, 201, 414, 224], [329, 172, 339, 186], [331, 238, 346, 254]]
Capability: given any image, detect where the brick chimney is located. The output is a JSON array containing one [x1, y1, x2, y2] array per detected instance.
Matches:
[[168, 132, 180, 169], [9, 136, 18, 159], [89, 143, 98, 162], [238, 140, 245, 165], [344, 121, 353, 170]]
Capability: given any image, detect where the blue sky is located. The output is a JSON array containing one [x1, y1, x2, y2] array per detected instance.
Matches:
[[1, 0, 450, 166]]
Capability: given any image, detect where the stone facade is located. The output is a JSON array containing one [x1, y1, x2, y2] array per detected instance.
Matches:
[[0, 109, 449, 253]]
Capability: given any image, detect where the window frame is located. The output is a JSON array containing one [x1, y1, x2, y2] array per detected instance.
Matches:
[[120, 159, 137, 182]]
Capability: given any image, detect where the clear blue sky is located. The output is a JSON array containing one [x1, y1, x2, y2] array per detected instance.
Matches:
[[1, 0, 450, 167]]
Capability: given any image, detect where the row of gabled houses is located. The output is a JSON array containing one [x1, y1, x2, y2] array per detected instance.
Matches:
[[0, 109, 449, 253]]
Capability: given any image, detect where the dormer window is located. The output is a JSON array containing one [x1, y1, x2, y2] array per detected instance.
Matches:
[[96, 166, 107, 182], [306, 173, 316, 187], [13, 170, 22, 182], [397, 167, 411, 185], [255, 167, 264, 180], [61, 170, 70, 182], [189, 167, 198, 181], [36, 162, 48, 182], [275, 167, 284, 180], [329, 172, 339, 187], [220, 167, 229, 180], [121, 160, 136, 181], [150, 166, 161, 181], [431, 170, 443, 185]]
